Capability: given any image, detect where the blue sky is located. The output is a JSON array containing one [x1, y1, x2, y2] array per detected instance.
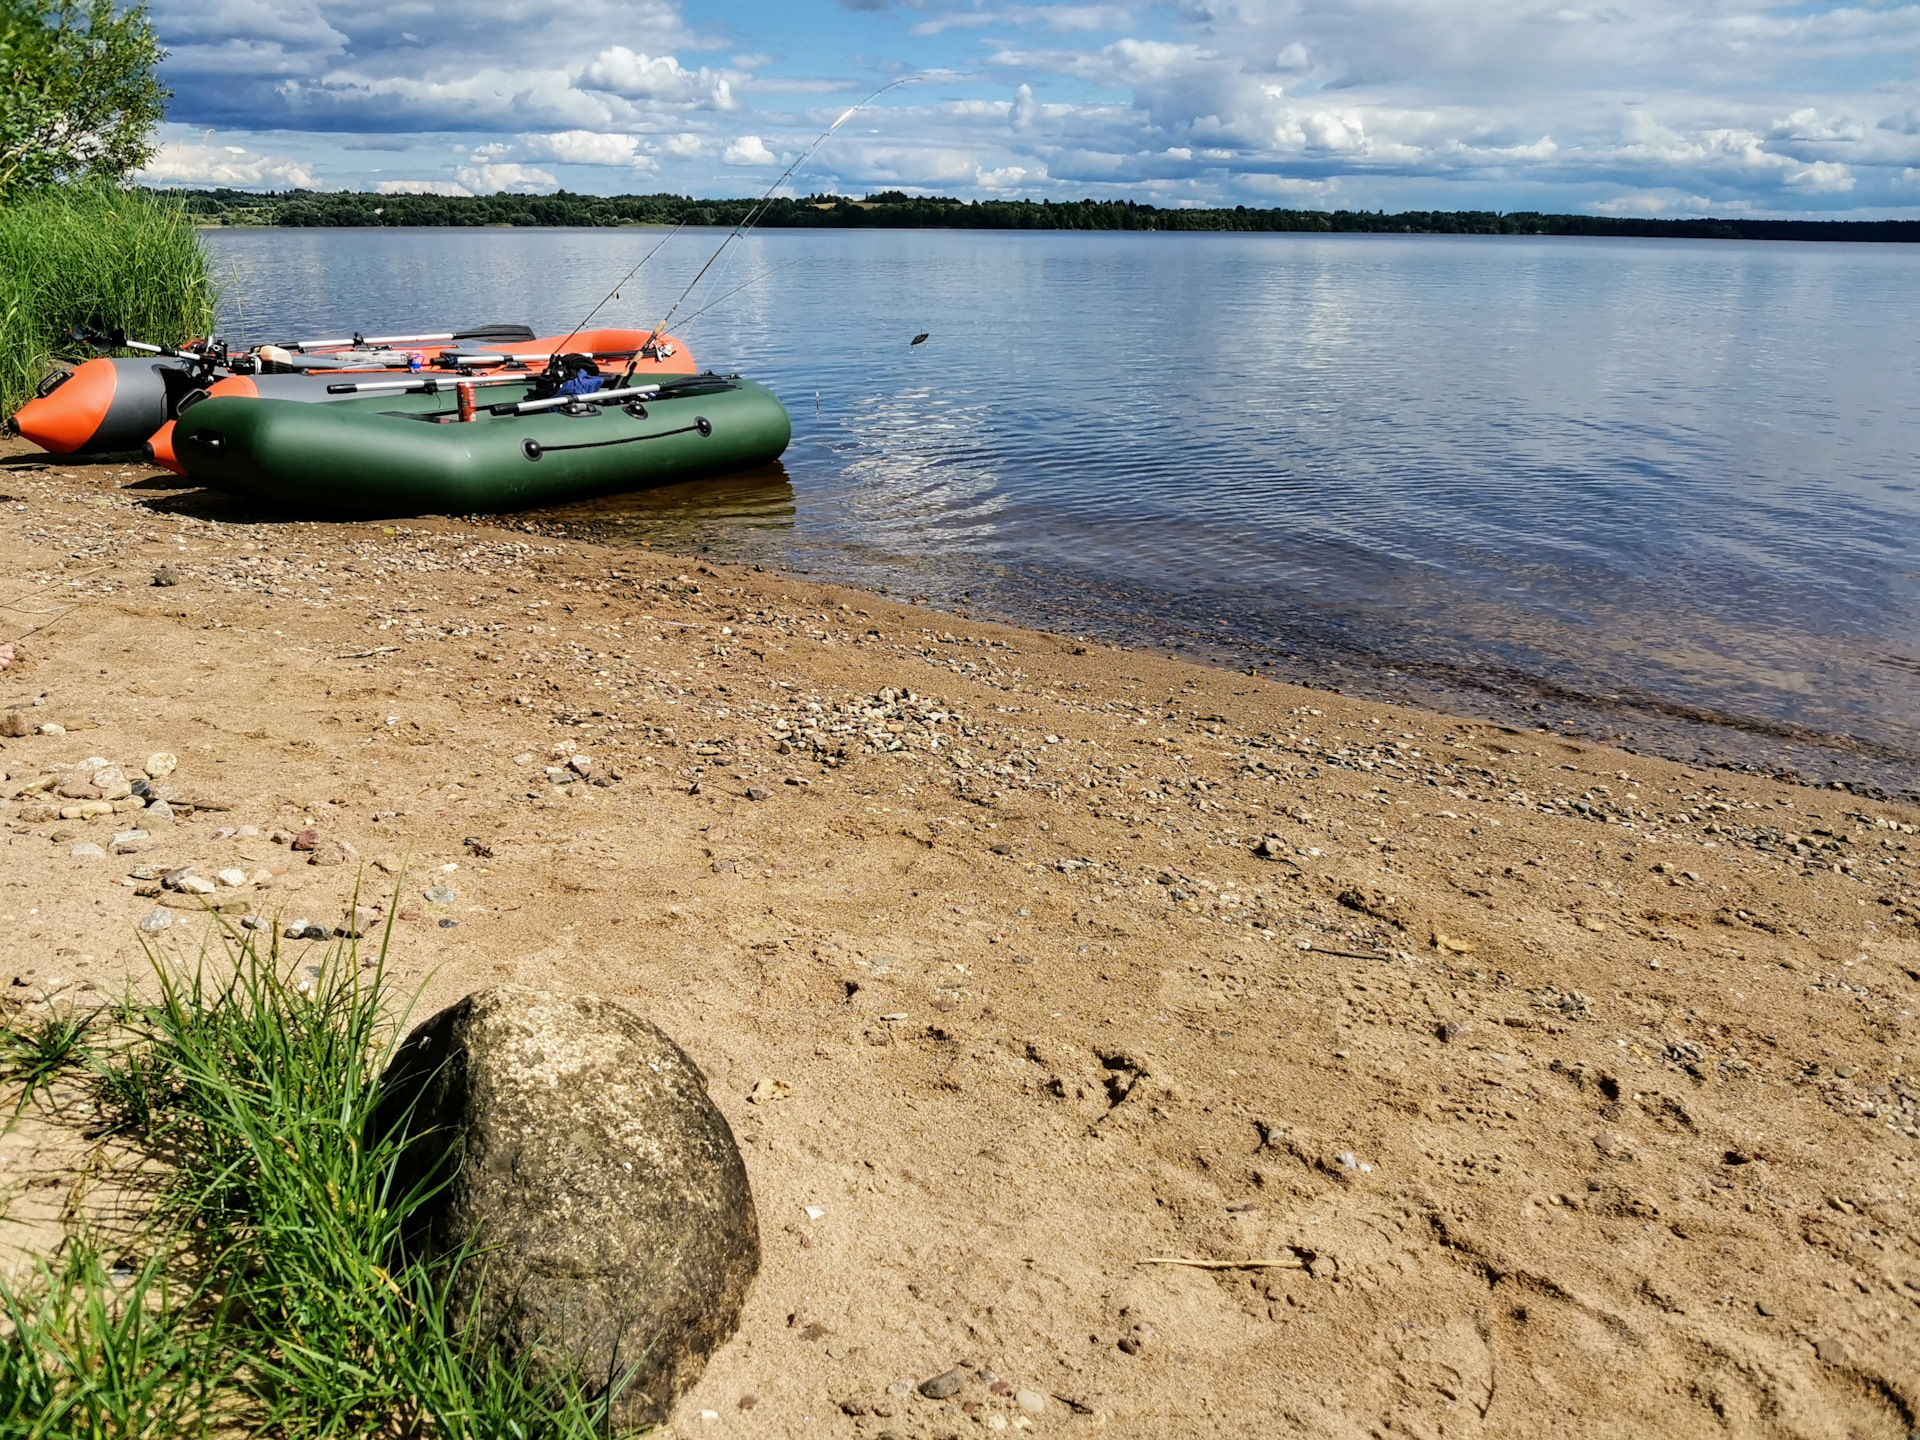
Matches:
[[132, 0, 1920, 216]]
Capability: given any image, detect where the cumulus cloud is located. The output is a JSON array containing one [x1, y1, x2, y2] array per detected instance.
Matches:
[[578, 48, 738, 109], [373, 179, 473, 197], [454, 162, 559, 194], [723, 135, 778, 166], [134, 140, 317, 188], [518, 130, 656, 168]]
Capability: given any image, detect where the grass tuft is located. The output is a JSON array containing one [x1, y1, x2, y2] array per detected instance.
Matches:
[[0, 919, 631, 1438], [0, 184, 218, 421]]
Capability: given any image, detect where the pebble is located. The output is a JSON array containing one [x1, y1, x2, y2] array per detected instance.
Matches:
[[919, 1369, 967, 1400], [110, 829, 150, 854], [746, 786, 773, 801], [91, 766, 132, 800], [1014, 1390, 1046, 1415], [138, 910, 172, 933], [291, 829, 320, 851], [39, 722, 64, 735], [309, 843, 346, 867], [70, 842, 106, 858], [439, 918, 458, 928], [424, 884, 457, 904], [176, 874, 217, 896], [241, 916, 271, 931], [145, 752, 177, 778], [568, 754, 592, 775], [145, 799, 174, 825], [216, 868, 249, 888]]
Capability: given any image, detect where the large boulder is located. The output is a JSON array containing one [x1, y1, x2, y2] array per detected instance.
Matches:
[[375, 988, 758, 1431]]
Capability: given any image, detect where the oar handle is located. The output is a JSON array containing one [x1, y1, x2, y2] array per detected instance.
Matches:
[[494, 383, 662, 417]]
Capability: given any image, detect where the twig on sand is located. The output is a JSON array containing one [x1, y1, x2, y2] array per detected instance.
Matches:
[[333, 647, 400, 659], [1137, 1256, 1306, 1271]]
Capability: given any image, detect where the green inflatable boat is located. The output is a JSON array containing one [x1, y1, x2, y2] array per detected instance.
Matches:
[[171, 372, 790, 517]]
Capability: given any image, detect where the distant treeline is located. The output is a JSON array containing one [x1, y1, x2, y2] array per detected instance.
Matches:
[[156, 188, 1920, 243]]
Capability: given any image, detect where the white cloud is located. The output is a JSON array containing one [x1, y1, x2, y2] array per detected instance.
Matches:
[[454, 162, 558, 194], [134, 140, 316, 188], [723, 135, 778, 166], [578, 48, 738, 109], [519, 130, 656, 168], [373, 179, 473, 197]]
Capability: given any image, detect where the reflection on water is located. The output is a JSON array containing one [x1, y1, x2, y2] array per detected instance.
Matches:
[[521, 464, 796, 558], [205, 227, 1920, 796]]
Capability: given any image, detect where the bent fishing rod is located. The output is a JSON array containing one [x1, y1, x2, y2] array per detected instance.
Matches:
[[642, 75, 919, 347]]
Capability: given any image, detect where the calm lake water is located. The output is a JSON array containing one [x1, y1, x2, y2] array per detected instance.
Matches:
[[203, 227, 1920, 796]]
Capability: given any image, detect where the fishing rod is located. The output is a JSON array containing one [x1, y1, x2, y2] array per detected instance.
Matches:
[[547, 218, 691, 360], [671, 259, 805, 332], [643, 75, 918, 345]]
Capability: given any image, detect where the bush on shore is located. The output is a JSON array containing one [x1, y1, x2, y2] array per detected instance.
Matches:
[[0, 920, 629, 1438], [0, 183, 215, 421]]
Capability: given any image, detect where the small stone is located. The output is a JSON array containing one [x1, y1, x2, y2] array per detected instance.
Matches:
[[216, 868, 249, 888], [746, 786, 772, 802], [57, 774, 102, 800], [70, 842, 106, 858], [1593, 1131, 1630, 1158], [1014, 1390, 1046, 1415], [39, 723, 65, 736], [130, 778, 152, 799], [110, 829, 150, 854], [1438, 1019, 1471, 1044], [374, 854, 403, 874], [152, 567, 178, 587], [241, 916, 271, 931], [309, 844, 346, 867], [424, 884, 457, 904], [269, 829, 293, 845], [144, 799, 174, 826], [569, 754, 592, 775], [291, 828, 319, 851], [439, 917, 457, 929], [111, 796, 147, 813], [1117, 1336, 1142, 1355], [91, 766, 132, 801], [177, 875, 217, 896], [919, 1369, 966, 1400], [0, 710, 33, 738], [250, 869, 275, 886], [145, 752, 177, 779], [138, 909, 172, 933], [1812, 1336, 1848, 1366]]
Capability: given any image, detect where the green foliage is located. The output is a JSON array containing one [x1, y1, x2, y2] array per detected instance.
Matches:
[[0, 182, 215, 421], [159, 185, 1920, 243], [0, 924, 628, 1437], [0, 1008, 97, 1113], [0, 1, 167, 196], [0, 1239, 238, 1440]]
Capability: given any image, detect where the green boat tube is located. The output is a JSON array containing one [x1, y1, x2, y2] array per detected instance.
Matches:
[[171, 373, 791, 517]]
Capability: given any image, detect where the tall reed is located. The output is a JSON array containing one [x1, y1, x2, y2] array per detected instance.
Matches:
[[0, 185, 217, 422]]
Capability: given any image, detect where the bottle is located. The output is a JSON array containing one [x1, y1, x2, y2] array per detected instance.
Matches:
[[456, 380, 476, 422]]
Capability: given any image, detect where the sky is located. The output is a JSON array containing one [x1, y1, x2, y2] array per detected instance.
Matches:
[[129, 0, 1920, 217]]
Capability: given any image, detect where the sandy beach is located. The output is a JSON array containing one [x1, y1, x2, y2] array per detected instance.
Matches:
[[2, 436, 1917, 1438]]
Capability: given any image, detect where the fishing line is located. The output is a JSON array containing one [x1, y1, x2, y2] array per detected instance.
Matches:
[[645, 75, 919, 343], [551, 216, 691, 356], [672, 259, 805, 333]]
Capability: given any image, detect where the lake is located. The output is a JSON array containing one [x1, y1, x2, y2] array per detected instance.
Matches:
[[202, 226, 1920, 797]]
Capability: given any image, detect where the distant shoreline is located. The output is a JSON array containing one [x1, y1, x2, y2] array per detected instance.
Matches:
[[157, 188, 1920, 244]]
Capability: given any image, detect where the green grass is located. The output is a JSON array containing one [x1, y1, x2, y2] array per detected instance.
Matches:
[[0, 184, 217, 422], [0, 923, 633, 1439]]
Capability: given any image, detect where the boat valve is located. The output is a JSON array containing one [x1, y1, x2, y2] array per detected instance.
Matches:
[[521, 439, 543, 462], [695, 416, 712, 436]]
